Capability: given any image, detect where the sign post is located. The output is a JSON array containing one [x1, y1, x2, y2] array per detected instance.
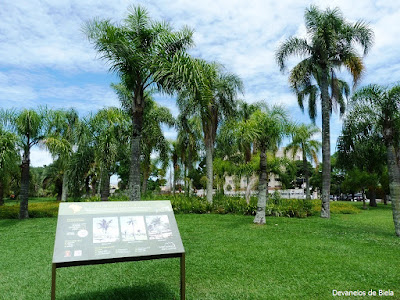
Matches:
[[51, 201, 185, 299]]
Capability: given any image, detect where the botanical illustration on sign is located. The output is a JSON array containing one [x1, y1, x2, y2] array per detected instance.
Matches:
[[145, 215, 172, 240], [120, 216, 148, 241], [93, 217, 120, 243]]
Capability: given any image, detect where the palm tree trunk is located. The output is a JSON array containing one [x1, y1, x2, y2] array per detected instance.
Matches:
[[187, 151, 192, 196], [320, 72, 331, 218], [387, 145, 400, 236], [129, 135, 141, 201], [254, 149, 267, 224], [85, 176, 90, 197], [61, 171, 68, 202], [369, 187, 377, 207], [128, 92, 144, 201], [141, 156, 150, 195], [0, 179, 4, 206], [142, 169, 149, 195], [19, 149, 30, 219], [91, 178, 97, 196], [362, 189, 367, 210], [100, 169, 110, 201], [303, 148, 310, 200], [245, 175, 256, 204], [205, 139, 213, 204]]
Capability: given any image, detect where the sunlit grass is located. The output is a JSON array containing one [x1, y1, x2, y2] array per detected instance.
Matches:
[[0, 203, 399, 299]]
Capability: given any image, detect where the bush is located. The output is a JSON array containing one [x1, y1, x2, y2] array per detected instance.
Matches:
[[109, 194, 313, 217], [310, 200, 360, 215], [0, 202, 60, 219], [0, 196, 361, 219]]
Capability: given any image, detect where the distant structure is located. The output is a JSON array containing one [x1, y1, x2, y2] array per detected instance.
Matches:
[[223, 147, 317, 199], [161, 147, 317, 199]]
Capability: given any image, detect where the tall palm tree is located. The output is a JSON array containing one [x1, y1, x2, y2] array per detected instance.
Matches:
[[176, 115, 202, 195], [0, 127, 19, 205], [285, 123, 321, 199], [1, 108, 48, 219], [90, 107, 130, 201], [170, 140, 181, 194], [276, 5, 373, 218], [244, 106, 289, 224], [178, 65, 243, 203], [141, 98, 174, 194], [45, 108, 79, 201], [350, 84, 400, 237], [84, 5, 195, 201]]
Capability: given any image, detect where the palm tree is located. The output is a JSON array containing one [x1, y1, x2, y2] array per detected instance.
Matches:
[[67, 117, 97, 198], [350, 84, 400, 237], [178, 65, 243, 203], [141, 97, 174, 194], [176, 115, 202, 195], [45, 108, 79, 201], [244, 106, 289, 224], [285, 123, 321, 199], [337, 105, 386, 207], [276, 5, 373, 218], [1, 108, 48, 219], [0, 127, 19, 205], [89, 107, 130, 201], [84, 5, 195, 201]]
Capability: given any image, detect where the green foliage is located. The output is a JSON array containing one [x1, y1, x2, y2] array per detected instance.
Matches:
[[311, 200, 361, 215], [0, 202, 59, 219]]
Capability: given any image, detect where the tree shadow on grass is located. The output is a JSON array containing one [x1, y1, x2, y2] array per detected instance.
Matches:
[[59, 282, 179, 300], [0, 219, 20, 227]]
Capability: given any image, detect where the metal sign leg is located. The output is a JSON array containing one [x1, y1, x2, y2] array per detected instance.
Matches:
[[180, 253, 185, 300], [51, 264, 56, 300]]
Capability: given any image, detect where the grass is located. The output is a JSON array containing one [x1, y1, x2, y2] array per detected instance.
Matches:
[[0, 202, 399, 299], [3, 197, 57, 206]]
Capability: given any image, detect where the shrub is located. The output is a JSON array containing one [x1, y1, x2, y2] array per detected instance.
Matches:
[[0, 202, 60, 219], [0, 195, 361, 219], [311, 200, 360, 215]]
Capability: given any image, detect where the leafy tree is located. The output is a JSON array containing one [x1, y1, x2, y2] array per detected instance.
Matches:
[[337, 103, 386, 206], [84, 5, 195, 201], [0, 127, 19, 205], [42, 159, 64, 200], [285, 123, 321, 199], [1, 108, 48, 218], [350, 84, 400, 236], [276, 5, 373, 218], [342, 168, 378, 209]]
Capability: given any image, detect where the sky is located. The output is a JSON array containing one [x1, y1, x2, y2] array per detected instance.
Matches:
[[1, 0, 400, 170]]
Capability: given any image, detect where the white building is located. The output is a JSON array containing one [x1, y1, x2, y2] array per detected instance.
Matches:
[[223, 147, 315, 198]]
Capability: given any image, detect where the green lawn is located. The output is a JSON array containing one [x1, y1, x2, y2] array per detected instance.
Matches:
[[3, 197, 57, 206], [0, 203, 399, 299]]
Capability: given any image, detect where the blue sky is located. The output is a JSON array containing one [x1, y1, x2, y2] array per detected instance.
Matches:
[[1, 0, 400, 168]]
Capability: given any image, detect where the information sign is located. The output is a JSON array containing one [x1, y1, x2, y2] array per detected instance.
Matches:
[[51, 201, 185, 299]]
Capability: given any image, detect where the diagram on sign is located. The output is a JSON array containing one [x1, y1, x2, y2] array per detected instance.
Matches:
[[145, 215, 172, 240], [93, 217, 120, 243], [120, 216, 148, 241]]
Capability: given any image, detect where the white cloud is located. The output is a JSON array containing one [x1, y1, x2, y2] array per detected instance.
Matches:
[[30, 146, 53, 167], [1, 0, 399, 156]]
